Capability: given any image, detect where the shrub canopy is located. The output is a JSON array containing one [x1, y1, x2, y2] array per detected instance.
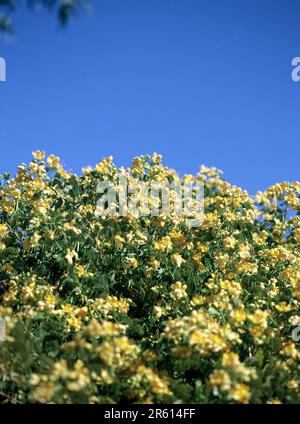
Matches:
[[0, 151, 300, 404]]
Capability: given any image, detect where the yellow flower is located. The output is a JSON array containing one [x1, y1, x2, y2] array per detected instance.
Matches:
[[148, 258, 160, 270], [75, 264, 93, 278], [287, 379, 298, 390], [208, 369, 231, 391], [135, 365, 172, 396], [23, 233, 41, 250], [221, 352, 240, 368], [239, 244, 251, 261], [64, 221, 82, 235], [58, 166, 72, 180], [47, 154, 60, 169], [231, 307, 247, 324], [0, 223, 8, 239], [190, 295, 206, 306], [152, 152, 162, 164], [132, 157, 144, 175], [100, 369, 113, 384], [196, 242, 209, 253], [114, 234, 125, 247], [2, 264, 14, 274], [220, 280, 243, 297], [67, 315, 81, 330], [171, 281, 187, 299], [252, 230, 268, 244], [87, 320, 125, 337], [269, 399, 282, 404], [128, 257, 138, 268], [45, 230, 55, 240], [223, 237, 236, 250], [65, 249, 78, 265], [249, 310, 268, 326], [275, 302, 291, 313], [154, 236, 172, 251], [231, 384, 251, 404], [169, 230, 186, 247], [95, 156, 113, 173], [31, 382, 55, 403], [154, 306, 163, 318], [32, 150, 45, 160], [236, 262, 258, 275], [281, 342, 299, 359], [44, 294, 57, 306], [171, 253, 185, 268], [61, 303, 74, 314]]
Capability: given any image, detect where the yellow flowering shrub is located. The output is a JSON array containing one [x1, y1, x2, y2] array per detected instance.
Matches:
[[0, 151, 300, 403]]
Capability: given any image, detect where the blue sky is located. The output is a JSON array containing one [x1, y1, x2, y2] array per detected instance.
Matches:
[[0, 0, 300, 194]]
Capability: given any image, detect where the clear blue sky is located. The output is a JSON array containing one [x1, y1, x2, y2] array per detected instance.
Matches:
[[0, 0, 300, 194]]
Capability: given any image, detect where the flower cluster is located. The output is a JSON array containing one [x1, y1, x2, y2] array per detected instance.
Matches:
[[0, 151, 300, 404]]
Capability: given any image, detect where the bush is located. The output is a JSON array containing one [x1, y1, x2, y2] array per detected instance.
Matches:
[[0, 151, 299, 404]]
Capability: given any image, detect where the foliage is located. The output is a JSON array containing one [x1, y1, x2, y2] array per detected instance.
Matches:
[[0, 151, 300, 404], [0, 0, 91, 33]]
